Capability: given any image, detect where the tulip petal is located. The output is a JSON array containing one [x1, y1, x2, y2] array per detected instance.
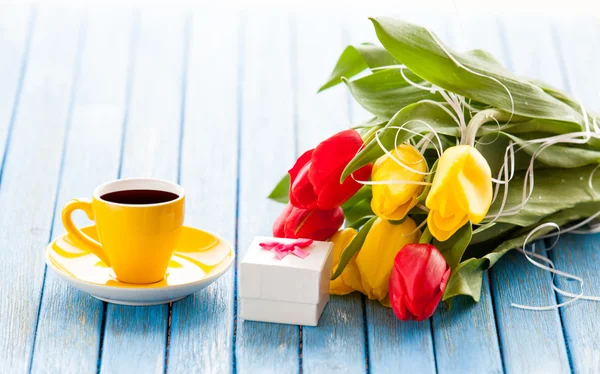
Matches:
[[294, 207, 344, 241], [389, 260, 412, 320], [457, 148, 493, 223], [430, 209, 468, 231], [357, 217, 420, 301], [329, 229, 357, 267], [425, 145, 492, 240], [309, 129, 371, 208], [412, 265, 450, 321], [288, 149, 318, 209], [371, 144, 426, 220], [273, 203, 294, 238], [426, 145, 469, 211], [284, 207, 311, 238], [371, 193, 418, 220], [414, 290, 443, 321], [330, 264, 355, 295], [340, 254, 366, 295], [427, 210, 469, 241], [329, 229, 358, 295], [389, 244, 450, 321], [395, 246, 430, 302], [276, 204, 344, 241]]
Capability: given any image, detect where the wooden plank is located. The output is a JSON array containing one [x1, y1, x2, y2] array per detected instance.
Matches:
[[293, 12, 367, 374], [98, 10, 187, 374], [167, 10, 240, 374], [234, 11, 300, 374], [548, 17, 600, 373], [366, 300, 436, 374], [489, 250, 570, 374], [432, 277, 502, 373], [0, 7, 82, 372], [30, 10, 133, 374], [0, 6, 31, 177], [485, 17, 571, 374], [551, 234, 600, 372]]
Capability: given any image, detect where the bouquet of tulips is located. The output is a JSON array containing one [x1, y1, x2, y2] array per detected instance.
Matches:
[[268, 17, 600, 320]]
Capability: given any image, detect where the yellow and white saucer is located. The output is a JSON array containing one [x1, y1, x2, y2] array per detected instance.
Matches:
[[45, 225, 234, 306]]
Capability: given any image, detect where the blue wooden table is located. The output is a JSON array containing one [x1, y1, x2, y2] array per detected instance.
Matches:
[[1, 6, 599, 373]]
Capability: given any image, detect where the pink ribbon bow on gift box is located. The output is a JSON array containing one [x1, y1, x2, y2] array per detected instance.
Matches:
[[259, 238, 313, 260]]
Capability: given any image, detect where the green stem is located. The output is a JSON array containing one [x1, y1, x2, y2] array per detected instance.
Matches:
[[462, 109, 511, 146], [419, 227, 433, 244]]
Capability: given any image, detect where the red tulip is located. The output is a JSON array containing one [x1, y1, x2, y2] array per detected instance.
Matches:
[[288, 129, 372, 209], [273, 203, 344, 241], [389, 244, 451, 321]]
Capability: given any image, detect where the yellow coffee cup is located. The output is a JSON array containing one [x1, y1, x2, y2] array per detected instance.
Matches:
[[62, 178, 185, 284]]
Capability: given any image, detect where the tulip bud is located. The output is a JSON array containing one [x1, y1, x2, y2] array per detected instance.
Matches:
[[371, 144, 427, 221], [356, 217, 420, 302], [426, 145, 492, 241], [328, 228, 367, 296], [288, 129, 373, 210], [273, 203, 344, 241], [388, 243, 450, 321], [329, 228, 357, 295]]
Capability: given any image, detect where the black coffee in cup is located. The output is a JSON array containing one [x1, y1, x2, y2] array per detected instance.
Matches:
[[101, 189, 179, 205]]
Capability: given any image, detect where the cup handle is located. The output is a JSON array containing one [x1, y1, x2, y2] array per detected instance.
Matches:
[[61, 198, 111, 266]]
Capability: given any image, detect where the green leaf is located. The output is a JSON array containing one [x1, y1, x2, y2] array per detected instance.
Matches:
[[434, 223, 472, 270], [509, 201, 600, 240], [535, 82, 600, 133], [267, 174, 290, 203], [443, 258, 486, 302], [503, 132, 600, 168], [463, 49, 504, 67], [348, 216, 374, 230], [489, 164, 600, 226], [319, 43, 397, 92], [343, 69, 440, 119], [341, 101, 460, 181], [341, 186, 374, 228], [531, 78, 585, 113], [470, 222, 517, 245], [369, 17, 583, 127], [498, 118, 581, 135], [331, 216, 377, 280], [341, 185, 372, 210], [444, 201, 600, 302], [354, 116, 388, 130], [343, 199, 374, 229], [475, 133, 532, 176]]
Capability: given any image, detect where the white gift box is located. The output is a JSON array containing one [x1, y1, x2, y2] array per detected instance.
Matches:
[[239, 236, 334, 326]]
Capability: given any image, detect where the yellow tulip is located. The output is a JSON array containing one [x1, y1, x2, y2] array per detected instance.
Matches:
[[356, 217, 421, 301], [340, 254, 366, 296], [426, 145, 492, 241], [371, 144, 427, 221], [329, 228, 359, 295]]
